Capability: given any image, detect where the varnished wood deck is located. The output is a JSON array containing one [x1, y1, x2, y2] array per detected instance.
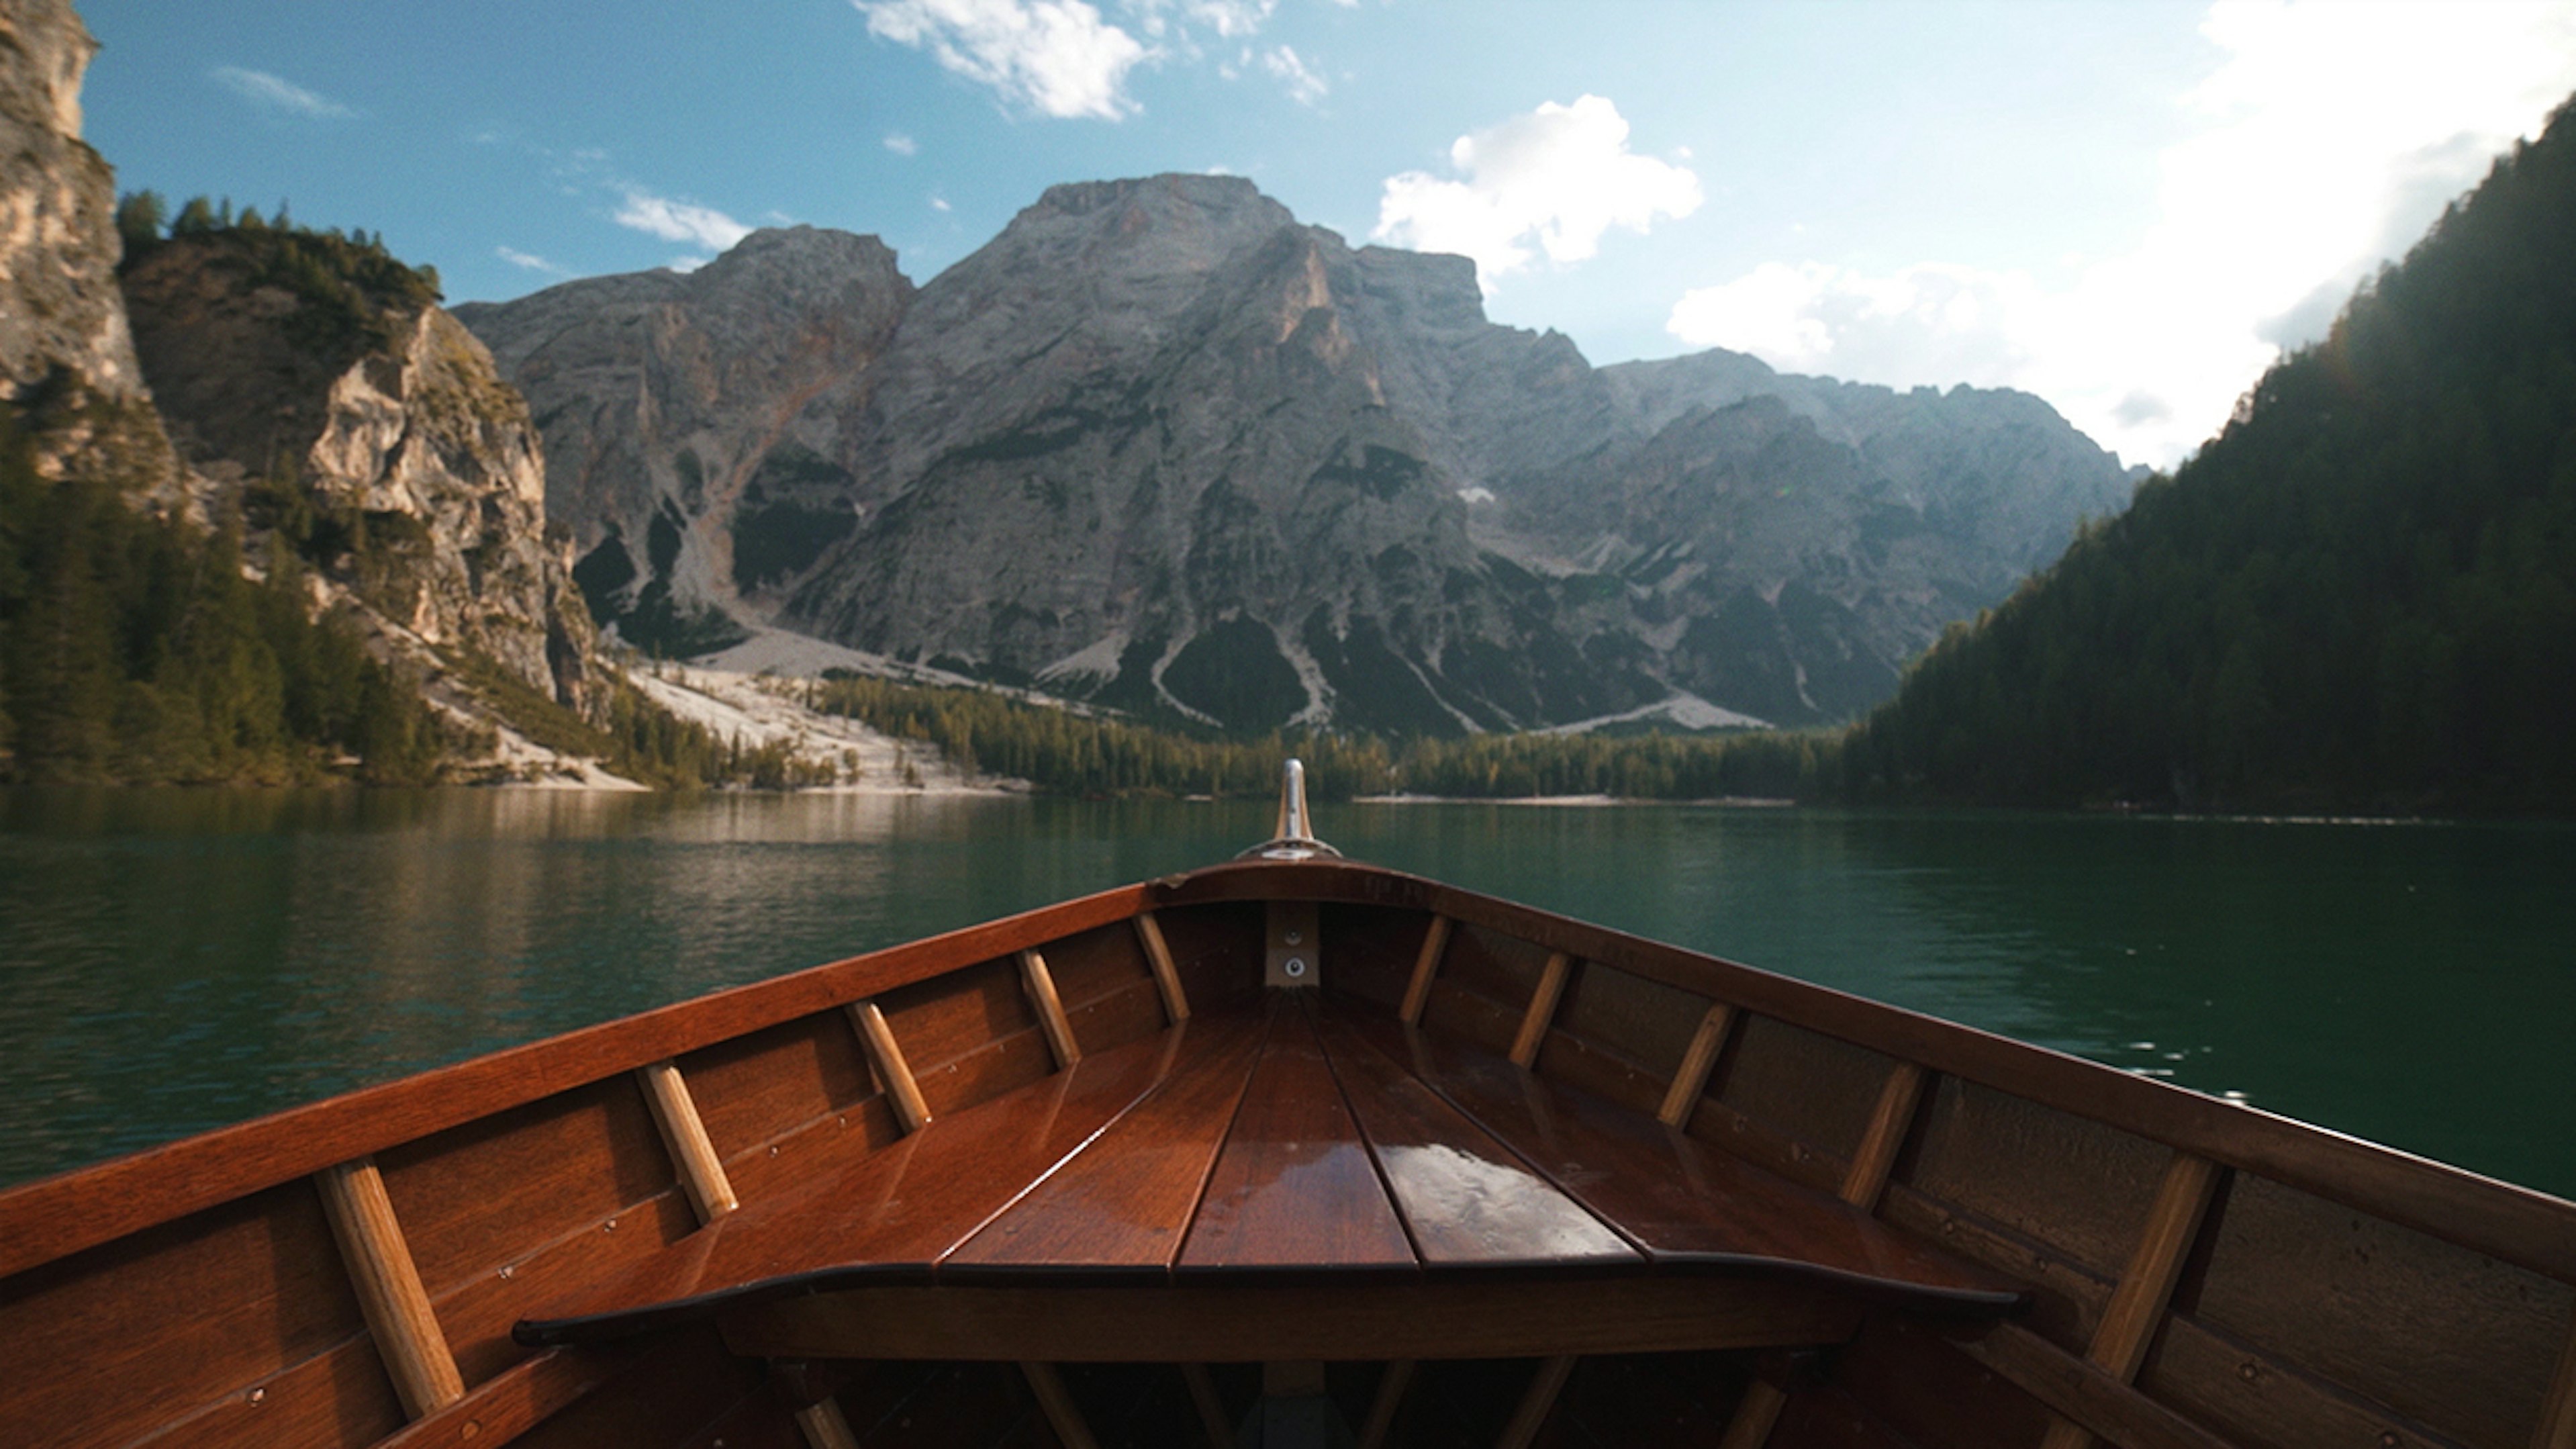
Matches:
[[516, 994, 2020, 1358]]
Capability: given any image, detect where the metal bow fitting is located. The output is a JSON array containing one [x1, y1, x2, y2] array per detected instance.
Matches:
[[1237, 758, 1343, 861]]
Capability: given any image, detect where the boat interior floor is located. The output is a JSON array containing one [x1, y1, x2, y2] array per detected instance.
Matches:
[[518, 992, 2025, 1363]]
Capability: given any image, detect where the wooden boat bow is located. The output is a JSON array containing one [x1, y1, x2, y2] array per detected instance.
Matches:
[[4, 761, 2573, 1449]]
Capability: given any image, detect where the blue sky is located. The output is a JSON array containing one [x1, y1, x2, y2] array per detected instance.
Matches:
[[73, 0, 2576, 467]]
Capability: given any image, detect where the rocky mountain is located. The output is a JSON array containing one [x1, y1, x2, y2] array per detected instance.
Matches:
[[120, 225, 608, 725], [464, 173, 2136, 731], [0, 0, 177, 492]]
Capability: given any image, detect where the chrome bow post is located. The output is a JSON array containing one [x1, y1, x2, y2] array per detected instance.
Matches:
[[1238, 758, 1343, 861]]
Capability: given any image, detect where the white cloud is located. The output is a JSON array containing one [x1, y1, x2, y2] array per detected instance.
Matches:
[[855, 0, 1148, 120], [931, 194, 953, 212], [664, 256, 712, 274], [496, 246, 571, 277], [884, 132, 919, 155], [1374, 95, 1701, 292], [1666, 0, 2576, 467], [614, 189, 753, 252], [1261, 44, 1327, 106], [211, 66, 354, 119]]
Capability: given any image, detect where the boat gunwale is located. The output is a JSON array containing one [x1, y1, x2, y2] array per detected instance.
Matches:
[[4, 857, 2572, 1295]]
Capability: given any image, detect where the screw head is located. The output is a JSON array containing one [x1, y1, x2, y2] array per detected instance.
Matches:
[[1284, 957, 1306, 977]]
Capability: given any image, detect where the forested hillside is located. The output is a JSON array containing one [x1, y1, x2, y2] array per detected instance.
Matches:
[[1844, 97, 2576, 814]]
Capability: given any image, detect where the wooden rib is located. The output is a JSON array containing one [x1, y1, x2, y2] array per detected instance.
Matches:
[[1181, 1363, 1233, 1449], [1134, 911, 1191, 1023], [1955, 1323, 2240, 1449], [1398, 915, 1453, 1025], [1018, 948, 1082, 1068], [794, 1399, 863, 1449], [636, 1060, 739, 1224], [1359, 1360, 1415, 1449], [1717, 1383, 1788, 1449], [1658, 1002, 1736, 1128], [314, 1156, 465, 1419], [847, 999, 933, 1133], [1020, 1362, 1100, 1449], [2038, 1152, 2224, 1449], [1838, 1061, 1927, 1209], [1510, 951, 1574, 1068], [2542, 1314, 2576, 1449], [1711, 1060, 1926, 1449], [1497, 1355, 1577, 1449]]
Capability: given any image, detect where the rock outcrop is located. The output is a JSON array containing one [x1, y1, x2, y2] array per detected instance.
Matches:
[[0, 0, 177, 490], [121, 230, 605, 718], [463, 173, 2137, 729]]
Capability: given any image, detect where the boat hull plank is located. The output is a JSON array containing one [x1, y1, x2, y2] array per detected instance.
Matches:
[[0, 1174, 403, 1449], [1176, 1004, 1417, 1276], [671, 1010, 891, 1172], [1338, 1009, 2023, 1313], [2180, 1169, 2575, 1449]]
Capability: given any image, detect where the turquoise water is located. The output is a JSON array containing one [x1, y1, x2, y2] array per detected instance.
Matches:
[[2, 788, 2569, 1199]]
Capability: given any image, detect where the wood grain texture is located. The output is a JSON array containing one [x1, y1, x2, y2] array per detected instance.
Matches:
[[718, 1276, 1866, 1362], [1660, 1002, 1737, 1128], [638, 1062, 740, 1225], [0, 1176, 387, 1449], [2086, 1153, 2221, 1378], [1956, 1322, 2240, 1449], [1176, 1007, 1413, 1276], [517, 1013, 1261, 1346], [1839, 1063, 1926, 1210], [1315, 1011, 1633, 1271], [1153, 863, 2576, 1288], [0, 881, 1160, 1282], [1399, 914, 1453, 1024], [945, 1008, 1265, 1276], [848, 1000, 932, 1134], [1341, 1011, 2021, 1311], [1511, 951, 1575, 1068], [1498, 1355, 1578, 1449], [2134, 1309, 2470, 1449], [1134, 911, 1191, 1023], [1017, 949, 1083, 1069], [317, 1156, 466, 1418], [1020, 1362, 1100, 1449], [2181, 1168, 2570, 1449]]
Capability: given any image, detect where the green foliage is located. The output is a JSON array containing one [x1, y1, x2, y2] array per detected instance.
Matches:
[[1845, 97, 2576, 816], [137, 197, 440, 353], [0, 404, 439, 785], [113, 190, 165, 259], [807, 673, 1841, 801]]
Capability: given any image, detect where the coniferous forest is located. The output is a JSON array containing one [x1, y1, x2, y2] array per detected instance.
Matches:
[[1842, 97, 2576, 815]]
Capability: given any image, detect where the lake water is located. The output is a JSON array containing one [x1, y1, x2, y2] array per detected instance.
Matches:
[[2, 787, 2570, 1200]]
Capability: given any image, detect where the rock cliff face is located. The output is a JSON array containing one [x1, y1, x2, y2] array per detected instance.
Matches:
[[463, 173, 2135, 729], [453, 228, 912, 657], [0, 0, 176, 489], [121, 233, 604, 716]]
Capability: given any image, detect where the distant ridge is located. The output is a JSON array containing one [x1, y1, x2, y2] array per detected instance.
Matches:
[[1846, 95, 2576, 814], [461, 173, 2132, 733]]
